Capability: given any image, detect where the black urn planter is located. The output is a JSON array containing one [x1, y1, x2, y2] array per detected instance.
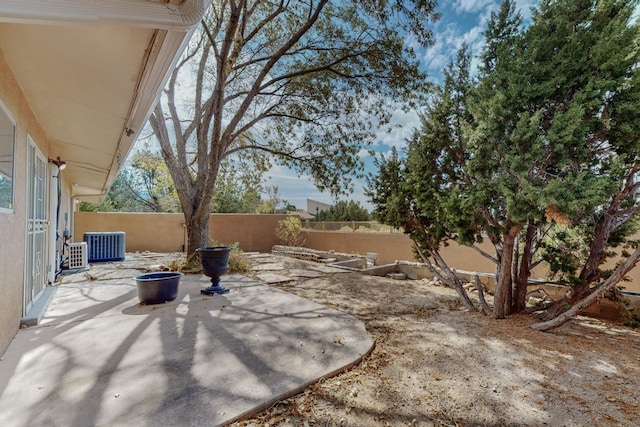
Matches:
[[196, 246, 232, 295], [134, 272, 184, 305]]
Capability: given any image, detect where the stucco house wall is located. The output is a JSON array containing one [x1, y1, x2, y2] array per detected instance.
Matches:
[[0, 47, 25, 355], [0, 46, 71, 355], [0, 0, 210, 357]]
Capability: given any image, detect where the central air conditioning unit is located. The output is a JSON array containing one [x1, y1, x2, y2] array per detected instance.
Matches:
[[68, 242, 88, 269], [84, 232, 126, 262]]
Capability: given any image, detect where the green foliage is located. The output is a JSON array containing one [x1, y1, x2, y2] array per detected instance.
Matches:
[[624, 317, 639, 329], [79, 173, 128, 212], [78, 200, 108, 212], [257, 186, 284, 214], [539, 226, 588, 285], [167, 242, 251, 273], [211, 154, 266, 213], [275, 216, 307, 247], [0, 177, 12, 209], [167, 256, 201, 272], [206, 241, 252, 273], [366, 146, 407, 228], [368, 45, 478, 253], [130, 150, 180, 212], [367, 0, 640, 315], [81, 150, 179, 212], [315, 200, 371, 222], [83, 147, 268, 214]]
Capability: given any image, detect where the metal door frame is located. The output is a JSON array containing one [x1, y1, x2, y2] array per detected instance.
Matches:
[[24, 136, 48, 315]]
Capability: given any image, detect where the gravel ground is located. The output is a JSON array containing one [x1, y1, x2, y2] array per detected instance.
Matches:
[[229, 253, 640, 427]]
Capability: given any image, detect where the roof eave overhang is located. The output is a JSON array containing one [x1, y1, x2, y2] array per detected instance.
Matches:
[[0, 0, 209, 200], [0, 0, 208, 30], [103, 27, 195, 195]]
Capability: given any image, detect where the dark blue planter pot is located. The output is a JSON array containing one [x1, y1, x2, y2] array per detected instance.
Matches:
[[196, 246, 232, 295], [134, 272, 184, 305]]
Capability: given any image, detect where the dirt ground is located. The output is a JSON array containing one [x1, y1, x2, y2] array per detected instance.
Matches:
[[227, 253, 640, 427]]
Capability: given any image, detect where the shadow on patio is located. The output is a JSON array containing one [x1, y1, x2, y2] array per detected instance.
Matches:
[[0, 258, 373, 426]]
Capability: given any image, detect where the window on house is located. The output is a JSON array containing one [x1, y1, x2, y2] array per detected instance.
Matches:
[[0, 102, 15, 211]]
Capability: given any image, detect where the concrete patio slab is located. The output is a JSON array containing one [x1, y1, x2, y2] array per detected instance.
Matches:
[[251, 263, 286, 271], [0, 273, 373, 427], [255, 273, 294, 284]]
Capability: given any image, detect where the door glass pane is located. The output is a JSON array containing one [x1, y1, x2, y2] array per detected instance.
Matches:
[[0, 104, 15, 210]]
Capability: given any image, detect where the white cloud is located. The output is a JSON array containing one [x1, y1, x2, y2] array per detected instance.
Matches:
[[453, 0, 497, 14], [516, 0, 537, 21], [422, 21, 485, 76], [422, 22, 462, 72], [261, 163, 375, 211], [375, 109, 420, 150], [260, 164, 331, 210], [424, 0, 539, 77], [454, 0, 535, 20], [357, 149, 370, 158]]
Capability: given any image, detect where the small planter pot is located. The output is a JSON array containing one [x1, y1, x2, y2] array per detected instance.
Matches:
[[134, 271, 184, 305]]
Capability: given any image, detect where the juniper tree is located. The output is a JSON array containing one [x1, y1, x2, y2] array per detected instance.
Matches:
[[369, 0, 640, 325], [531, 0, 640, 323], [367, 46, 479, 311]]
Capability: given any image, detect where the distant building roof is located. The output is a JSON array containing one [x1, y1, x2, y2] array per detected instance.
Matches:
[[307, 199, 332, 215]]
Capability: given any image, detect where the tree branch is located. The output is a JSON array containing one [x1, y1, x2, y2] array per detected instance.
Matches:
[[413, 241, 477, 312], [532, 246, 640, 331]]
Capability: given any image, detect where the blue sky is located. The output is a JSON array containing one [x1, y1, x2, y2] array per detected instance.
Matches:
[[264, 0, 538, 212]]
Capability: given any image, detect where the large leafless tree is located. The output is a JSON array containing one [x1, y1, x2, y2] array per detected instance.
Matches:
[[148, 0, 437, 256]]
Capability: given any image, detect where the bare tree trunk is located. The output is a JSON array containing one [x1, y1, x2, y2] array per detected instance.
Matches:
[[540, 214, 624, 322], [579, 166, 640, 285], [494, 226, 520, 319], [475, 275, 492, 315], [539, 174, 640, 322], [577, 215, 615, 288], [185, 208, 210, 260], [531, 246, 640, 331], [514, 221, 536, 312], [414, 242, 477, 312]]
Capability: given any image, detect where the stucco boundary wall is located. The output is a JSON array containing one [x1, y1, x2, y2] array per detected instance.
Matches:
[[74, 213, 496, 269], [75, 212, 640, 294], [74, 212, 291, 253]]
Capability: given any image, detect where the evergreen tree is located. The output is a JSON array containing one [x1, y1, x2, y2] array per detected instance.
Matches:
[[369, 0, 640, 326], [367, 45, 480, 312]]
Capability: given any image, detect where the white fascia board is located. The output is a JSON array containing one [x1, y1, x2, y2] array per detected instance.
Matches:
[[0, 0, 210, 30]]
